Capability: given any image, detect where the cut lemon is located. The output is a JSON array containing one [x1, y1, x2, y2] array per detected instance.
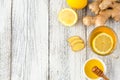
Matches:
[[58, 8, 78, 27], [92, 33, 114, 55]]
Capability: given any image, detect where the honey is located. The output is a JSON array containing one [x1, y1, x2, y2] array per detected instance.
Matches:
[[84, 58, 105, 80]]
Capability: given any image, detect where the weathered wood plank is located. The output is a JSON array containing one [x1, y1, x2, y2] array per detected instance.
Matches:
[[106, 21, 120, 80], [11, 0, 48, 80], [0, 0, 11, 80], [50, 0, 86, 80]]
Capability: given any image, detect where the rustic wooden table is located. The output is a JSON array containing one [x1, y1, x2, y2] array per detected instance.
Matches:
[[0, 0, 120, 80]]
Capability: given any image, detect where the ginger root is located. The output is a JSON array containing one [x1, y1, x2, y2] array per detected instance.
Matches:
[[99, 0, 117, 10], [83, 0, 120, 26], [83, 10, 112, 26], [89, 0, 102, 14], [111, 2, 120, 21]]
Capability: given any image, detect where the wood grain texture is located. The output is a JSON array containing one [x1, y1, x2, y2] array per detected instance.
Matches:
[[0, 0, 120, 80], [11, 0, 48, 80], [106, 20, 120, 80], [0, 0, 11, 80], [50, 0, 86, 80]]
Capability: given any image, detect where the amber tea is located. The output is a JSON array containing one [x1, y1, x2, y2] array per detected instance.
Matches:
[[89, 26, 117, 56]]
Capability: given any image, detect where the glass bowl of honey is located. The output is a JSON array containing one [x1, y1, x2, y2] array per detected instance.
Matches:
[[83, 58, 106, 80]]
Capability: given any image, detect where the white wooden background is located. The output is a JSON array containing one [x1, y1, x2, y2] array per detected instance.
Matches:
[[0, 0, 120, 80]]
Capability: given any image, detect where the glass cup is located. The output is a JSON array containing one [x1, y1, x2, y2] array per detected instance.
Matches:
[[83, 58, 106, 80], [89, 26, 118, 56]]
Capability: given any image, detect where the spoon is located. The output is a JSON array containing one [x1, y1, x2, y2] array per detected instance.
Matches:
[[92, 66, 109, 80]]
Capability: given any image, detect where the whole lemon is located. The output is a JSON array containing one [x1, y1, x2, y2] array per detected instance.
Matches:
[[66, 0, 88, 9]]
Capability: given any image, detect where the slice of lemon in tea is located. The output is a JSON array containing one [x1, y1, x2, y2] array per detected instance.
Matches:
[[92, 32, 114, 55], [58, 8, 78, 27]]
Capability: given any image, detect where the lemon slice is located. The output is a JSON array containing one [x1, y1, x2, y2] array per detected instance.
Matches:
[[58, 8, 78, 26], [67, 36, 82, 43], [72, 43, 85, 52], [92, 33, 114, 55]]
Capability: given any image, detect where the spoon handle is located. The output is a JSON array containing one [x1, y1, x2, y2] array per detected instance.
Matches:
[[102, 75, 109, 80]]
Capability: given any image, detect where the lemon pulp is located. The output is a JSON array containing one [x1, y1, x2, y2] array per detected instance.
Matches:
[[58, 8, 78, 26], [92, 33, 114, 55]]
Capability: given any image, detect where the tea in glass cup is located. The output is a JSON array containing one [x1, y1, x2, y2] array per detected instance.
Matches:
[[89, 26, 117, 56]]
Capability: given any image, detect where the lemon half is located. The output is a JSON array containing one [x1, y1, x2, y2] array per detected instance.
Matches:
[[58, 8, 78, 27]]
